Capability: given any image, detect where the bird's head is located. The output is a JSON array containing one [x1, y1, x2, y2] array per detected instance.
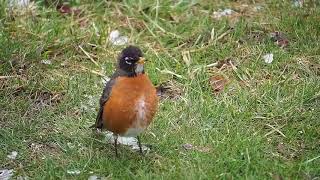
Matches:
[[118, 46, 145, 76]]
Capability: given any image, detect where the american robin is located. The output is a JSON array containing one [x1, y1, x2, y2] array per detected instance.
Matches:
[[91, 46, 158, 156]]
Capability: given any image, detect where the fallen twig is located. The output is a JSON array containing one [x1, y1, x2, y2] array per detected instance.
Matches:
[[264, 124, 286, 138], [78, 45, 99, 66], [0, 75, 20, 79]]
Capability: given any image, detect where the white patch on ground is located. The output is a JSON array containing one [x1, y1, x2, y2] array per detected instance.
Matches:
[[67, 170, 81, 175], [293, 0, 303, 7], [8, 0, 37, 16], [88, 175, 98, 180], [8, 0, 30, 8], [109, 30, 128, 46], [263, 53, 274, 64], [213, 9, 234, 19], [103, 132, 150, 152], [41, 59, 52, 65], [254, 5, 263, 11], [0, 169, 13, 180], [7, 151, 18, 160], [123, 128, 144, 137]]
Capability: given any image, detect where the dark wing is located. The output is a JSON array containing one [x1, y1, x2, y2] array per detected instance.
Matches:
[[90, 72, 120, 129]]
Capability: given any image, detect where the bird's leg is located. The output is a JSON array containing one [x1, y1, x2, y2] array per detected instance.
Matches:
[[114, 134, 119, 157], [137, 136, 143, 155]]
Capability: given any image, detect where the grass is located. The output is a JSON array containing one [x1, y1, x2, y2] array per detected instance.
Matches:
[[1, 0, 320, 179]]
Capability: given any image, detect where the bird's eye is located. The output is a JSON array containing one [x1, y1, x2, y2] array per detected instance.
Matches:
[[124, 57, 133, 65]]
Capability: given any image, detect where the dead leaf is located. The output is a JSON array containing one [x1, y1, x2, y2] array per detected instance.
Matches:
[[270, 32, 289, 48], [78, 18, 88, 28], [57, 4, 81, 15], [101, 131, 150, 153], [209, 75, 228, 93]]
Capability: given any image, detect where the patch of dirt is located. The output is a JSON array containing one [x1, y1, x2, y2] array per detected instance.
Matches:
[[181, 143, 212, 153], [276, 140, 306, 160], [246, 30, 267, 43], [297, 57, 320, 76], [211, 3, 265, 27], [209, 75, 228, 94], [156, 80, 183, 100], [28, 142, 62, 160], [8, 54, 31, 76], [29, 91, 64, 110], [270, 31, 289, 48], [121, 17, 146, 32]]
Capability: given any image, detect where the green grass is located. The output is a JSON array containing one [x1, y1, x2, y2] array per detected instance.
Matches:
[[1, 0, 320, 179]]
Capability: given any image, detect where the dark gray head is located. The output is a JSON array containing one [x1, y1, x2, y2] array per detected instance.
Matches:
[[118, 46, 145, 76]]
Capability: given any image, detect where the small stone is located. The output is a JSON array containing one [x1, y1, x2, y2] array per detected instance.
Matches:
[[263, 53, 274, 64], [41, 59, 52, 65], [88, 175, 98, 180], [182, 143, 193, 150], [67, 170, 81, 175], [7, 151, 18, 160], [0, 169, 14, 180]]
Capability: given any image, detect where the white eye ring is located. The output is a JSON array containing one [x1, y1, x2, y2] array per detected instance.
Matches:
[[124, 57, 133, 65], [125, 60, 132, 65]]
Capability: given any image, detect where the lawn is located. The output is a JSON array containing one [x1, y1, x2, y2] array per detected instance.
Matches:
[[0, 0, 319, 179]]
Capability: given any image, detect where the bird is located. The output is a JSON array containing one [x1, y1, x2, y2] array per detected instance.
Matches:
[[91, 46, 158, 156]]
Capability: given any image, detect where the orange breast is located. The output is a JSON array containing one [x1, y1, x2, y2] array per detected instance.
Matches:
[[102, 74, 158, 136]]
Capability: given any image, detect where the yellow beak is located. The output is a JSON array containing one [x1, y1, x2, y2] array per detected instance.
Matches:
[[137, 57, 145, 64]]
